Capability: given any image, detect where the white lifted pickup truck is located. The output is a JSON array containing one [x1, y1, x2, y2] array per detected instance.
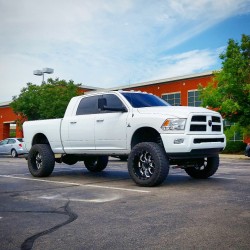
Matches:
[[23, 91, 226, 187]]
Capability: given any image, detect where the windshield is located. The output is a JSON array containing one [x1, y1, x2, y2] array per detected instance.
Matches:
[[121, 92, 170, 108]]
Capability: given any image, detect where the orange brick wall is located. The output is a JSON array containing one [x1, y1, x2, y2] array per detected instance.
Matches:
[[121, 75, 212, 106], [0, 106, 23, 140]]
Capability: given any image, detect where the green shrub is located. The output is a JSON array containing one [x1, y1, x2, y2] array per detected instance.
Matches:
[[223, 141, 246, 153]]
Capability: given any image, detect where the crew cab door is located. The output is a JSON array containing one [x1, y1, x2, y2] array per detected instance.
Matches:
[[95, 94, 128, 150], [61, 95, 99, 153]]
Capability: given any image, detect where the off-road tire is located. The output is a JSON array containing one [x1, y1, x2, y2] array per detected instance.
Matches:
[[128, 142, 169, 187], [84, 156, 109, 172], [184, 155, 219, 179], [28, 144, 55, 177]]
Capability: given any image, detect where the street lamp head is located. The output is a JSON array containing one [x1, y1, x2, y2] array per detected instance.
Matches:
[[42, 68, 54, 74], [33, 68, 54, 83], [33, 70, 43, 76]]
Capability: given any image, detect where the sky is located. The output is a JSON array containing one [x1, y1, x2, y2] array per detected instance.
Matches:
[[0, 0, 250, 102]]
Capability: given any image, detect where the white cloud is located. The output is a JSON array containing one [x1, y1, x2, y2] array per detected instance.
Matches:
[[146, 48, 222, 81]]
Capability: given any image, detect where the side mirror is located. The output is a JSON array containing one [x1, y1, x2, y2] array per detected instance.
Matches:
[[98, 97, 127, 112], [98, 98, 107, 110]]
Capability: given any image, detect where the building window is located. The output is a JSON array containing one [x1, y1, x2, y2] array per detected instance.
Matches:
[[162, 92, 181, 106], [188, 90, 201, 107]]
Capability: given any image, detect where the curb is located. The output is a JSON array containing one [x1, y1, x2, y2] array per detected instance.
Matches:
[[219, 154, 249, 160]]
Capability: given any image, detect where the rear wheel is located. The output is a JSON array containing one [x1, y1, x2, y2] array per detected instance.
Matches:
[[11, 149, 18, 158], [84, 156, 109, 172], [184, 155, 219, 179], [128, 142, 169, 187], [28, 144, 55, 177]]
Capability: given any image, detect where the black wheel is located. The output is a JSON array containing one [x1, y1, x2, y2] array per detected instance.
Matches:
[[62, 155, 78, 165], [28, 144, 55, 177], [84, 156, 109, 172], [11, 149, 18, 158], [184, 155, 219, 179], [128, 142, 169, 187]]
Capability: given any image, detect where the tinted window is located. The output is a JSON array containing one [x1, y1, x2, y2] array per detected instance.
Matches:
[[76, 96, 99, 115], [122, 93, 170, 108], [102, 94, 125, 112], [8, 139, 16, 144], [17, 138, 23, 142]]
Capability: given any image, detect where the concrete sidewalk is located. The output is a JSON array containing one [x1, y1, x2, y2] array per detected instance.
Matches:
[[220, 153, 249, 160]]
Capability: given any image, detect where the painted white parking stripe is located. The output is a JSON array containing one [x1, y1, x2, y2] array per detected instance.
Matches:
[[0, 175, 150, 193], [173, 173, 236, 180], [39, 194, 121, 203], [212, 177, 236, 180], [85, 184, 150, 193]]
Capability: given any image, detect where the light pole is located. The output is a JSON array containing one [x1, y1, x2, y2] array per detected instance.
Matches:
[[33, 68, 54, 83]]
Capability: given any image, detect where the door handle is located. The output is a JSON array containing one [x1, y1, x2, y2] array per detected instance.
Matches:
[[70, 121, 77, 124], [96, 119, 104, 122]]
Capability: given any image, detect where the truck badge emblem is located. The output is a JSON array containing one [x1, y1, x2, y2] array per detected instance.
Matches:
[[208, 120, 212, 127]]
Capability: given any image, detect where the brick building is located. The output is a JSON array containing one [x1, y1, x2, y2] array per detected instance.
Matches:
[[110, 71, 212, 107], [0, 101, 23, 140]]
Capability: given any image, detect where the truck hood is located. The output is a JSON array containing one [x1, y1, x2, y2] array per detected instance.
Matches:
[[137, 106, 218, 118]]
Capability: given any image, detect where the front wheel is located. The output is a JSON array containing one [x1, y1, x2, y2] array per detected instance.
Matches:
[[84, 156, 109, 172], [184, 155, 219, 179], [128, 142, 169, 187], [28, 144, 55, 177]]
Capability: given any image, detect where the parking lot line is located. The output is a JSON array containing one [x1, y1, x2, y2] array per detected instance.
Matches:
[[212, 176, 236, 180], [0, 174, 150, 193], [85, 184, 150, 193], [38, 194, 121, 203]]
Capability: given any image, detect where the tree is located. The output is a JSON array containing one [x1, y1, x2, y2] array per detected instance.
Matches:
[[200, 34, 250, 136], [11, 78, 82, 121]]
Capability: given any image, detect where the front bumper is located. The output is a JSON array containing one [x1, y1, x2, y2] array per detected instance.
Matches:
[[160, 133, 226, 159]]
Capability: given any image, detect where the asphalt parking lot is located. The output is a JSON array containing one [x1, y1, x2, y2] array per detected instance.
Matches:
[[0, 155, 249, 250]]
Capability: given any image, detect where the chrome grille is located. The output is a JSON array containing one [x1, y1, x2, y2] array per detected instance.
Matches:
[[189, 115, 222, 133]]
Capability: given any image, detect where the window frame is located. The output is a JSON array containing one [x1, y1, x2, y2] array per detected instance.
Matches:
[[161, 92, 181, 106], [187, 89, 202, 107]]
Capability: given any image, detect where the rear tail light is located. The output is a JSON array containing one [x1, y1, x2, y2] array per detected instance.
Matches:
[[19, 144, 22, 148]]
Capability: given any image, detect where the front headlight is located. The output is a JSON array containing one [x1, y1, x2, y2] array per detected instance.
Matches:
[[161, 118, 186, 131]]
